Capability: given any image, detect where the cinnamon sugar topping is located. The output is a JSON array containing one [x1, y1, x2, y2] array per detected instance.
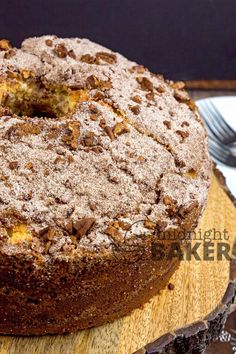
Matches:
[[0, 39, 11, 51], [0, 35, 211, 255], [74, 218, 96, 238]]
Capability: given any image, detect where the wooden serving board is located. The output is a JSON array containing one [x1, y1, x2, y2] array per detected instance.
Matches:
[[0, 174, 235, 354]]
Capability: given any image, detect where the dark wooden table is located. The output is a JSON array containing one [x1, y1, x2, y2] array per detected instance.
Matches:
[[189, 89, 236, 101]]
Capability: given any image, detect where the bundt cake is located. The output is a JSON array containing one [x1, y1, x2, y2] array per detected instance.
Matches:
[[0, 36, 211, 335]]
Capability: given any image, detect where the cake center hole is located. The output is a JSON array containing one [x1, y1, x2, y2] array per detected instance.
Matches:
[[0, 74, 87, 118]]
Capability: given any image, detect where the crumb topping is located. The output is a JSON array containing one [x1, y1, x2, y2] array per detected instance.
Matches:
[[0, 35, 211, 258]]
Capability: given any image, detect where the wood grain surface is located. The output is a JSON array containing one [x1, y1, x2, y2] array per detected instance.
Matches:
[[186, 80, 236, 90], [0, 174, 235, 354]]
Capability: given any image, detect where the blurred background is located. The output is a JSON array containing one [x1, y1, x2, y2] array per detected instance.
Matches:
[[0, 0, 236, 81]]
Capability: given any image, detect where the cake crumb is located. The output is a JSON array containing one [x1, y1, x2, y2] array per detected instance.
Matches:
[[168, 283, 175, 291]]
